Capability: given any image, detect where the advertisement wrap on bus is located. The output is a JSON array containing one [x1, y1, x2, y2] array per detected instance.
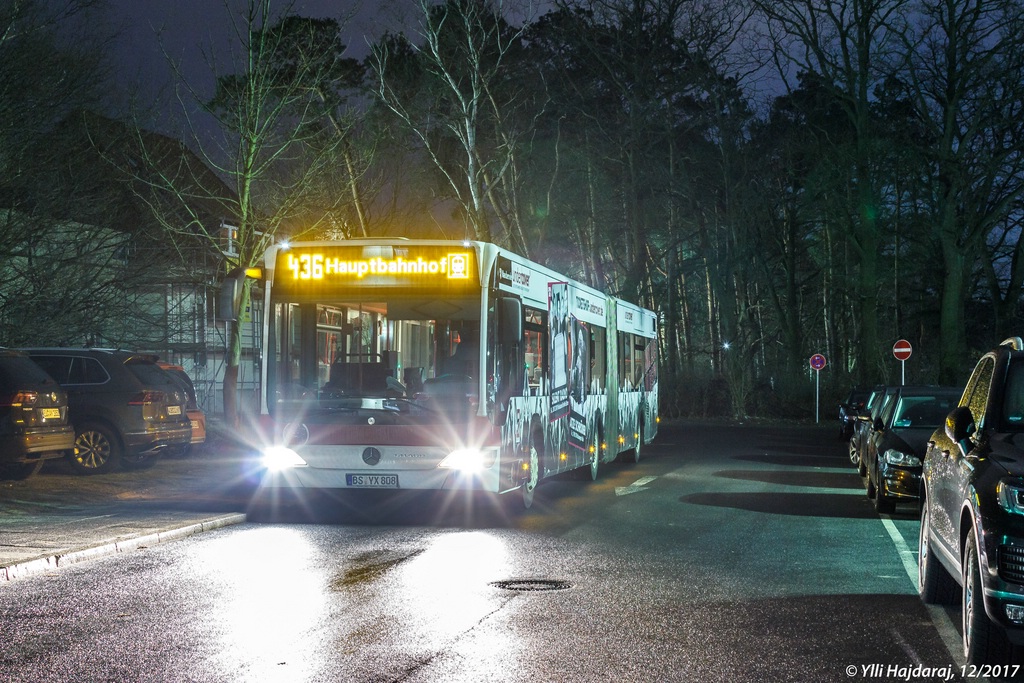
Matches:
[[236, 239, 658, 509]]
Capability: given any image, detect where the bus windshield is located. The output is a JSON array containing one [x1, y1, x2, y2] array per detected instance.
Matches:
[[267, 297, 481, 420]]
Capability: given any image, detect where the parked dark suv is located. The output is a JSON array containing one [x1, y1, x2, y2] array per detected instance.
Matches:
[[920, 337, 1024, 667], [22, 349, 192, 474], [0, 349, 76, 479]]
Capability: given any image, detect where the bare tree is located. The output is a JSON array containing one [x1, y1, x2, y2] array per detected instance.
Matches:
[[754, 0, 913, 381], [0, 0, 140, 347], [123, 0, 363, 425], [371, 0, 537, 255], [896, 0, 1024, 381]]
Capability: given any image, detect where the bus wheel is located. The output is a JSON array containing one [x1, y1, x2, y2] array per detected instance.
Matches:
[[622, 419, 643, 464], [587, 429, 602, 481], [522, 441, 539, 509]]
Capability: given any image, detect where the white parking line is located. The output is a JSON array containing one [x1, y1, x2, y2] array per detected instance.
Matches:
[[881, 517, 969, 676]]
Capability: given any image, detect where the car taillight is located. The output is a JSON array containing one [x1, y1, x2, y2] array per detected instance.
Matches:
[[0, 390, 39, 408], [128, 391, 165, 406]]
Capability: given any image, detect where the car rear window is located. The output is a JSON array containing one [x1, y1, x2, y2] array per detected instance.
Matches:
[[125, 359, 178, 388], [891, 395, 958, 429], [0, 355, 60, 387]]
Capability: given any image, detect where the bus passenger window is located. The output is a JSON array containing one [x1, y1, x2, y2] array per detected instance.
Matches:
[[591, 326, 606, 391], [619, 332, 632, 390], [524, 307, 546, 394]]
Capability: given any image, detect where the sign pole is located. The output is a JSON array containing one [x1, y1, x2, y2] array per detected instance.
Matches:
[[809, 354, 827, 423]]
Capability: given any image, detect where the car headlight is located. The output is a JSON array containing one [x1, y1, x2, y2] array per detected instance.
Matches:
[[882, 449, 921, 467], [438, 448, 494, 472], [997, 480, 1024, 515], [262, 446, 307, 471]]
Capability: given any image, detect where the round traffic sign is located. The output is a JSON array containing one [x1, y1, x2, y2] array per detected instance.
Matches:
[[893, 339, 913, 361], [810, 353, 827, 371]]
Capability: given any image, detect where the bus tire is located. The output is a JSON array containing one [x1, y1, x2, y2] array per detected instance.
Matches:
[[587, 422, 604, 481], [521, 424, 542, 509], [621, 418, 643, 464]]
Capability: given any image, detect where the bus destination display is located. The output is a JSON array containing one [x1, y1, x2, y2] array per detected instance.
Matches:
[[272, 245, 478, 296]]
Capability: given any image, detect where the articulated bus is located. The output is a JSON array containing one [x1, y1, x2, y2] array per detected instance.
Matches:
[[248, 239, 658, 508]]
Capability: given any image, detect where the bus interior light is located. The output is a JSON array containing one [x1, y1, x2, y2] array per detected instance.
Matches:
[[262, 446, 307, 471]]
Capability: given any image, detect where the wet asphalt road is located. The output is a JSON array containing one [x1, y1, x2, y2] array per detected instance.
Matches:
[[0, 421, 973, 682]]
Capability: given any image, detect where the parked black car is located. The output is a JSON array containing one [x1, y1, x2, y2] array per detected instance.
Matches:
[[839, 386, 872, 441], [862, 385, 961, 514], [919, 337, 1024, 666], [21, 348, 192, 474], [849, 385, 888, 471], [0, 349, 76, 479]]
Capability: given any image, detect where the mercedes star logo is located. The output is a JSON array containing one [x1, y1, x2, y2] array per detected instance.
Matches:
[[362, 447, 382, 466]]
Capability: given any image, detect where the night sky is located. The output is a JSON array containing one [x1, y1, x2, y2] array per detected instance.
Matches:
[[107, 0, 397, 108]]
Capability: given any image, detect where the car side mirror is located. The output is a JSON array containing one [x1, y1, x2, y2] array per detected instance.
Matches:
[[873, 416, 884, 431], [945, 406, 976, 457]]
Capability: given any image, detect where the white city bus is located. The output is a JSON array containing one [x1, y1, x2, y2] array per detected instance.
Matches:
[[246, 239, 658, 508]]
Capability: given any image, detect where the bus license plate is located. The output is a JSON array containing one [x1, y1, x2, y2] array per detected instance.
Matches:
[[346, 474, 399, 488]]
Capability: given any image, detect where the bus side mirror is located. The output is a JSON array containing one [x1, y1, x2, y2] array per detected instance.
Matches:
[[217, 267, 263, 321], [217, 269, 245, 321], [498, 297, 522, 345]]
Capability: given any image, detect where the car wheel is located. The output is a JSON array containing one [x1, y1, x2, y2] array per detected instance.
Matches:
[[963, 528, 1013, 665], [0, 460, 44, 480], [849, 439, 859, 465], [69, 422, 121, 474]]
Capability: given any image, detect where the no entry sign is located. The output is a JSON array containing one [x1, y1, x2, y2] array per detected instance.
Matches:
[[893, 339, 913, 361]]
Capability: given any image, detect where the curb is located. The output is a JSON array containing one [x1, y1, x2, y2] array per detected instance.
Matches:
[[0, 513, 247, 583]]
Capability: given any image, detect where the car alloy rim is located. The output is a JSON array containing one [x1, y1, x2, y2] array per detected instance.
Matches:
[[963, 548, 974, 655], [76, 431, 111, 468], [918, 508, 928, 585]]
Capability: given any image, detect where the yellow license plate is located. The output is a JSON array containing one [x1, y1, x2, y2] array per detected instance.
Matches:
[[40, 408, 60, 419], [167, 406, 182, 415]]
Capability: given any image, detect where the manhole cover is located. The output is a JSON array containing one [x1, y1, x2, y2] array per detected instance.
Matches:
[[490, 579, 572, 592]]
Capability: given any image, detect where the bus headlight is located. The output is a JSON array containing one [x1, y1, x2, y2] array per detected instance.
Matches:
[[262, 446, 307, 471], [439, 448, 489, 472]]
